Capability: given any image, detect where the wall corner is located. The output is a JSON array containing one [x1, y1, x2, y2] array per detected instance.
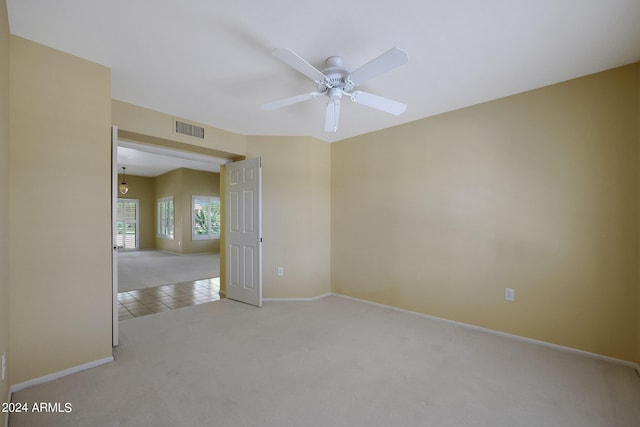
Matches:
[[637, 62, 640, 364]]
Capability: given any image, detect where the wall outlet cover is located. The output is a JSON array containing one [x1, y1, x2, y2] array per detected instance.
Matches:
[[504, 288, 515, 302]]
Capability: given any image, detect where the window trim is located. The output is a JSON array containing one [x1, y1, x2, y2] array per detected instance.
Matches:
[[157, 196, 175, 240]]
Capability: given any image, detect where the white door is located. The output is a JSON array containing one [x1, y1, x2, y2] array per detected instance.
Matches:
[[226, 157, 262, 307], [111, 126, 119, 346]]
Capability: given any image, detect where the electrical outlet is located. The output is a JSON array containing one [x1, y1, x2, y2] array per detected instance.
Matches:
[[277, 267, 284, 276], [1, 352, 5, 381], [504, 288, 515, 302]]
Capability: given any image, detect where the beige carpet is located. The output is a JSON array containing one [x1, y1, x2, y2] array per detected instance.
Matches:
[[9, 296, 640, 427], [117, 250, 219, 292]]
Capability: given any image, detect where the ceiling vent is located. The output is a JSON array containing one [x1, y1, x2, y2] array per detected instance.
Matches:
[[175, 120, 204, 139]]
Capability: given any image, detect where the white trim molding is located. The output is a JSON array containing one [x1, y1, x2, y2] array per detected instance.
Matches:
[[3, 389, 10, 427], [10, 356, 114, 394], [331, 293, 639, 370], [263, 293, 332, 302]]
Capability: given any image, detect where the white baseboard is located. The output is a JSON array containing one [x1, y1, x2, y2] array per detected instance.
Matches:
[[331, 293, 639, 370], [263, 293, 332, 302], [10, 356, 114, 394], [3, 388, 10, 427]]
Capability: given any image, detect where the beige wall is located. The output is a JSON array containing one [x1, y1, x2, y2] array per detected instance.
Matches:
[[155, 168, 183, 253], [119, 175, 155, 249], [181, 169, 221, 254], [9, 36, 113, 383], [332, 64, 639, 362], [0, 0, 10, 409], [113, 100, 246, 158], [154, 168, 221, 254], [638, 64, 640, 365], [246, 136, 331, 299], [119, 171, 220, 252]]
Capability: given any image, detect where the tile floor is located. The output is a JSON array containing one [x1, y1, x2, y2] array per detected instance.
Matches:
[[118, 277, 221, 321]]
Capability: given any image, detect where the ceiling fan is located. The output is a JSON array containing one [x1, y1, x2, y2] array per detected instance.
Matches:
[[261, 47, 409, 132]]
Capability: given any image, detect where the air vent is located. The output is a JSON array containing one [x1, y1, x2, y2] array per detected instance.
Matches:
[[175, 120, 204, 139]]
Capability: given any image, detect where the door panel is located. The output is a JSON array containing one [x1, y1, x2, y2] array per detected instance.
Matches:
[[244, 246, 255, 289], [225, 158, 262, 307]]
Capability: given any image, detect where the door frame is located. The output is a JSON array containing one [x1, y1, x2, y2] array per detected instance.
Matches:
[[111, 126, 119, 346], [111, 130, 244, 347]]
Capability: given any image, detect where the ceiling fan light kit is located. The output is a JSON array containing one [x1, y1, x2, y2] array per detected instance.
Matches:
[[262, 47, 409, 133]]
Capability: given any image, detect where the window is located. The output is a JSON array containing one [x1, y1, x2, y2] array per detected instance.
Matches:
[[116, 199, 139, 250], [192, 195, 220, 240], [157, 196, 174, 239]]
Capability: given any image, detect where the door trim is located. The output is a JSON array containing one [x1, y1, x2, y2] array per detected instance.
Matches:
[[111, 126, 119, 347]]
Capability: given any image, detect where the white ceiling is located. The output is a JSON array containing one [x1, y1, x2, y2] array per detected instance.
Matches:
[[7, 0, 640, 143], [117, 141, 230, 177]]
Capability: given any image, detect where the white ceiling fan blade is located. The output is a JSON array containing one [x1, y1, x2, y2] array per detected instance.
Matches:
[[324, 100, 341, 132], [272, 48, 328, 83], [347, 48, 408, 86], [349, 91, 407, 115], [261, 92, 322, 111]]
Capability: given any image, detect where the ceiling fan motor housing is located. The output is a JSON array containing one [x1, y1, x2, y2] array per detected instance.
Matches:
[[327, 87, 342, 101], [318, 56, 354, 92]]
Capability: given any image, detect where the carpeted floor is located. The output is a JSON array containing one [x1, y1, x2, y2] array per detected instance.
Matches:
[[117, 250, 220, 292], [8, 296, 640, 427]]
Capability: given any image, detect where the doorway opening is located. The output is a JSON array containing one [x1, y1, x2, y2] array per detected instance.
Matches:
[[113, 136, 231, 325]]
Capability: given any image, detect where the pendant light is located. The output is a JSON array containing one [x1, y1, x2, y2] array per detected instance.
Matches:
[[119, 166, 129, 195]]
